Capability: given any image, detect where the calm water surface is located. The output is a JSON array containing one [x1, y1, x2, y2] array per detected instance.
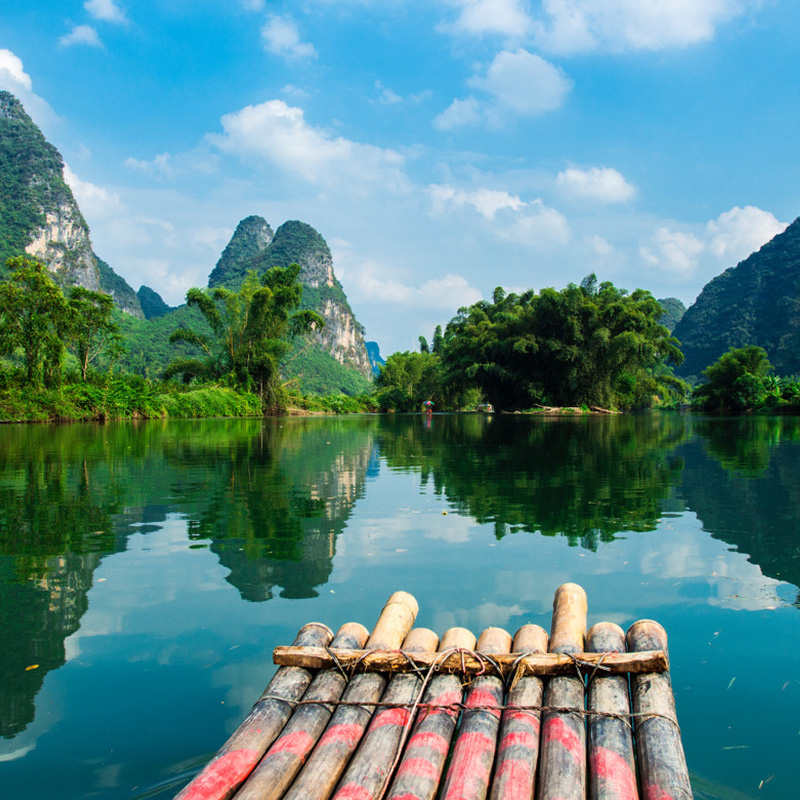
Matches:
[[1, 413, 799, 799]]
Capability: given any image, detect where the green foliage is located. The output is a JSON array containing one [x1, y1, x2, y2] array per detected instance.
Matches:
[[66, 286, 124, 380], [374, 351, 444, 411], [0, 92, 85, 266], [282, 344, 373, 396], [165, 265, 323, 411], [0, 257, 69, 386], [674, 217, 800, 378], [136, 285, 172, 319], [207, 215, 274, 290], [692, 345, 776, 412], [657, 297, 687, 332], [95, 255, 143, 317], [442, 274, 686, 411]]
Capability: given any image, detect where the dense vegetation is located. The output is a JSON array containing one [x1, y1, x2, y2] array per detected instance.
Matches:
[[164, 265, 324, 411], [207, 215, 275, 290], [431, 276, 685, 411], [674, 216, 800, 378], [0, 92, 85, 268], [136, 285, 173, 319], [657, 297, 686, 332], [0, 257, 312, 420], [692, 346, 800, 413]]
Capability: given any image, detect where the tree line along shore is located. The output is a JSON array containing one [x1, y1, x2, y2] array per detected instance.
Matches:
[[1, 256, 798, 423]]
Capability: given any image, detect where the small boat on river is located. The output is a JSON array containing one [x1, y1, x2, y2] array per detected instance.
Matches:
[[174, 584, 693, 800]]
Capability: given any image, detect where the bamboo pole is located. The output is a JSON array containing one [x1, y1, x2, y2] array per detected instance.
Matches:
[[384, 627, 477, 800], [331, 627, 440, 800], [234, 622, 370, 800], [272, 648, 666, 676], [537, 583, 588, 800], [173, 621, 334, 800], [627, 621, 693, 800], [489, 623, 549, 800], [439, 626, 513, 800], [282, 591, 419, 800], [587, 622, 639, 800]]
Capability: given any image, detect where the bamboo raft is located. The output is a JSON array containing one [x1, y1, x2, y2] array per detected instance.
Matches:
[[175, 585, 693, 800]]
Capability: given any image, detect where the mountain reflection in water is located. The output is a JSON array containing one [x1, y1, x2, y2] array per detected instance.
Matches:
[[0, 413, 799, 800]]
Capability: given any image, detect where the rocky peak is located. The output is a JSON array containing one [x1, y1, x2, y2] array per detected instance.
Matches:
[[0, 91, 143, 316], [207, 215, 274, 289], [254, 220, 336, 288]]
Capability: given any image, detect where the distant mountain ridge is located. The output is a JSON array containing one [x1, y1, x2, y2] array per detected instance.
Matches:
[[0, 90, 143, 317], [673, 217, 800, 377]]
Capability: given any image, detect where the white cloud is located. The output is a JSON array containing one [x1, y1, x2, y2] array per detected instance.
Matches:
[[705, 205, 787, 262], [588, 234, 613, 257], [0, 49, 32, 91], [375, 80, 403, 105], [347, 260, 482, 309], [433, 97, 482, 130], [428, 184, 524, 219], [208, 99, 406, 190], [641, 205, 787, 279], [428, 183, 570, 247], [59, 25, 104, 49], [262, 15, 317, 59], [0, 49, 58, 131], [499, 198, 571, 246], [438, 49, 572, 129], [534, 0, 747, 54], [557, 166, 636, 203], [124, 148, 218, 179], [469, 49, 572, 115], [63, 164, 124, 219], [641, 227, 704, 276], [242, 0, 265, 10], [444, 0, 532, 37], [84, 0, 128, 24]]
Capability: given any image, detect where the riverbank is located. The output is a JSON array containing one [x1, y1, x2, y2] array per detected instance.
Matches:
[[0, 376, 382, 423]]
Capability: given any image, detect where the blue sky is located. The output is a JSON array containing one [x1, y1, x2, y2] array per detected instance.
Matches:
[[2, 1, 799, 354]]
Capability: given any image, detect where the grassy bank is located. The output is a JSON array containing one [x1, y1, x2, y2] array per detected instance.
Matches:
[[0, 375, 264, 422]]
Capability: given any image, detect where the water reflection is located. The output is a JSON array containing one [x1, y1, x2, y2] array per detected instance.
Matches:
[[0, 413, 799, 750], [377, 413, 687, 546]]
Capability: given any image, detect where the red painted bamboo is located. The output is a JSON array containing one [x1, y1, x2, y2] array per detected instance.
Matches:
[[537, 582, 588, 800], [627, 621, 692, 800], [331, 627, 440, 800], [384, 626, 477, 800], [282, 591, 419, 800], [234, 622, 370, 800], [173, 621, 334, 800], [587, 622, 639, 800], [489, 623, 549, 800], [439, 626, 512, 800]]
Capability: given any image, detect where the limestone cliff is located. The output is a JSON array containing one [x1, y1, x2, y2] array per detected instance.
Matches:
[[0, 90, 143, 317], [213, 217, 373, 384]]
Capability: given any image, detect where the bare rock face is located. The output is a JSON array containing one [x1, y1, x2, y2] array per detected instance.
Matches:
[[217, 218, 374, 381], [317, 297, 373, 377], [1, 90, 143, 316], [25, 202, 99, 291]]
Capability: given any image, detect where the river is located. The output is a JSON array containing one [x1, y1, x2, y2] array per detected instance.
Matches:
[[0, 413, 798, 799]]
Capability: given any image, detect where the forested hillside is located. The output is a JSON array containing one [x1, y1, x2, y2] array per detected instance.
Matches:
[[0, 91, 143, 316], [674, 218, 800, 377]]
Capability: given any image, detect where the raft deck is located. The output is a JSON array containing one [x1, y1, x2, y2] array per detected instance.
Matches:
[[175, 584, 693, 800]]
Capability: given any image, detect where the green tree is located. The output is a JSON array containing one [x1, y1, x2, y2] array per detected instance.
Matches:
[[0, 256, 68, 386], [165, 264, 323, 410], [66, 287, 124, 380], [442, 274, 685, 410], [692, 345, 772, 412], [375, 351, 443, 411]]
